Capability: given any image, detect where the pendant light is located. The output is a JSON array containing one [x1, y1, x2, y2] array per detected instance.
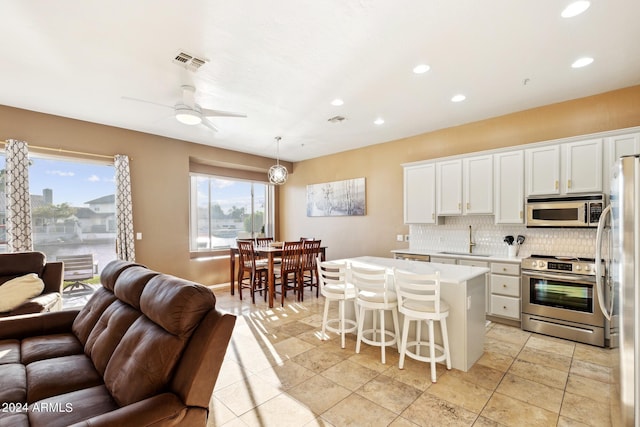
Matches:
[[268, 136, 288, 185]]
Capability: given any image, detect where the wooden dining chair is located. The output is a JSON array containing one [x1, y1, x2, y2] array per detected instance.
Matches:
[[274, 240, 304, 306], [237, 240, 268, 303], [255, 237, 274, 247], [300, 239, 322, 300]]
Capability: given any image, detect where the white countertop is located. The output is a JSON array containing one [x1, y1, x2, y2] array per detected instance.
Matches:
[[391, 249, 523, 263], [337, 256, 490, 284]]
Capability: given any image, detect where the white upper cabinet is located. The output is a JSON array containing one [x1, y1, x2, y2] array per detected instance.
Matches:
[[564, 139, 602, 193], [436, 155, 493, 216], [526, 145, 560, 196], [608, 133, 640, 167], [463, 155, 493, 214], [494, 150, 524, 224], [526, 139, 603, 196], [437, 159, 463, 215], [404, 164, 437, 224]]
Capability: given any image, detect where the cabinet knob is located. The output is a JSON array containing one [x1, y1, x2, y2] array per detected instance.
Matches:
[[458, 202, 462, 211], [503, 268, 507, 272], [503, 306, 507, 310], [555, 180, 559, 190], [567, 179, 572, 189], [432, 213, 435, 220], [502, 284, 507, 288], [519, 210, 523, 219], [467, 202, 470, 210]]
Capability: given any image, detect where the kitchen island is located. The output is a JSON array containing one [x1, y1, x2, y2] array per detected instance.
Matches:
[[336, 256, 489, 372]]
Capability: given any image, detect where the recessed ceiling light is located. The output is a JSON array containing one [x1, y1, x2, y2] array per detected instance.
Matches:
[[561, 1, 590, 18], [571, 57, 594, 68], [331, 98, 344, 106], [451, 94, 466, 103], [374, 118, 385, 125], [413, 64, 431, 74]]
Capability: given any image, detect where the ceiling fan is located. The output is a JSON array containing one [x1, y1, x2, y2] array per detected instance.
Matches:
[[122, 85, 246, 131]]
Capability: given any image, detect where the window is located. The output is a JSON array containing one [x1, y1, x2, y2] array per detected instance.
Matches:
[[190, 174, 273, 252], [0, 153, 117, 274]]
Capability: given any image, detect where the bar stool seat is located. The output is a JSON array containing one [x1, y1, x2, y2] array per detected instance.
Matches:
[[393, 268, 451, 383], [317, 257, 358, 349], [352, 264, 400, 364]]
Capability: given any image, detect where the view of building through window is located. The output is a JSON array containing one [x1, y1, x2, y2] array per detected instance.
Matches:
[[190, 175, 272, 251], [0, 154, 117, 275]]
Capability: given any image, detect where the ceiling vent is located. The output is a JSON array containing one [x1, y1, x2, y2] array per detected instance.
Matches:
[[327, 115, 346, 123], [173, 51, 208, 72]]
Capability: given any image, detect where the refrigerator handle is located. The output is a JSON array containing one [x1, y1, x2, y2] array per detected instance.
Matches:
[[595, 204, 612, 320]]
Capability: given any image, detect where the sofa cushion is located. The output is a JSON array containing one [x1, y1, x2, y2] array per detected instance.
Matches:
[[140, 274, 216, 337], [26, 354, 103, 403], [27, 385, 118, 427], [0, 274, 45, 313], [84, 300, 141, 375], [21, 333, 83, 365], [71, 287, 118, 346], [113, 266, 158, 309], [0, 412, 29, 427], [0, 339, 21, 364], [0, 252, 45, 280], [0, 363, 27, 403], [99, 260, 142, 292], [103, 316, 187, 407]]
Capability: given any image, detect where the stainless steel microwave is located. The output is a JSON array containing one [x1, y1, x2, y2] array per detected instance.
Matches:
[[525, 194, 606, 228]]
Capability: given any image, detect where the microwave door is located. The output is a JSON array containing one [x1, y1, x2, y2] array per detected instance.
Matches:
[[529, 202, 586, 226]]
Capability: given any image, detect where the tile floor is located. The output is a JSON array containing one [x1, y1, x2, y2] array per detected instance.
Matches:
[[208, 286, 614, 427]]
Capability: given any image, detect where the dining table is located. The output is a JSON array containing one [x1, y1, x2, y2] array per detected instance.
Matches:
[[229, 244, 327, 308]]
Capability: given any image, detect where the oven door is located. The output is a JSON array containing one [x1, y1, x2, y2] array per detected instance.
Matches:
[[521, 271, 605, 328]]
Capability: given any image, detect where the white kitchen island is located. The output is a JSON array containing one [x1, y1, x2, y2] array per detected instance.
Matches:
[[335, 256, 489, 372]]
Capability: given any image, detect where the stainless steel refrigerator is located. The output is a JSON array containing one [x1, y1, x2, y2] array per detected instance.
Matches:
[[597, 155, 640, 426]]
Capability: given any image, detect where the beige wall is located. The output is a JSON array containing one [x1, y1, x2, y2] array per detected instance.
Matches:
[[281, 85, 640, 261], [0, 105, 291, 285], [1, 85, 639, 284]]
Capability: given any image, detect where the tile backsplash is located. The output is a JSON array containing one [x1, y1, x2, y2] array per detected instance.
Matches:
[[410, 216, 598, 259]]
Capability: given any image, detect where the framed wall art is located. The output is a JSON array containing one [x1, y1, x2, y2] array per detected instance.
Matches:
[[306, 177, 366, 217]]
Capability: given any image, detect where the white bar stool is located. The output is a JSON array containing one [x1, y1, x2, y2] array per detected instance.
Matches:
[[317, 257, 358, 349], [393, 268, 451, 383], [351, 264, 400, 364]]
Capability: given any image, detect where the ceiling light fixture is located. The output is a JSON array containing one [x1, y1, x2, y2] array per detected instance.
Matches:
[[331, 98, 344, 106], [571, 57, 594, 68], [268, 136, 288, 185], [413, 64, 431, 74], [451, 94, 466, 102], [561, 1, 591, 18], [175, 106, 203, 125], [374, 118, 385, 125]]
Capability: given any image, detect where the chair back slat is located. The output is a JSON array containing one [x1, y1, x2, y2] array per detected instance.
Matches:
[[393, 268, 442, 313], [317, 258, 349, 295], [237, 240, 257, 269], [301, 240, 321, 270], [351, 264, 389, 304], [255, 237, 273, 247]]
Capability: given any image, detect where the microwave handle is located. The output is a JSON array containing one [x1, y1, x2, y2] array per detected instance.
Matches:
[[595, 204, 611, 320]]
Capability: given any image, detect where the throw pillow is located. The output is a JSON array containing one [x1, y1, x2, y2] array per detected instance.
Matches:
[[0, 274, 45, 312]]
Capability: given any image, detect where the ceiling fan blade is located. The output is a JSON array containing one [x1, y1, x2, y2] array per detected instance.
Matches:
[[121, 96, 173, 110], [200, 107, 247, 118], [201, 119, 219, 132]]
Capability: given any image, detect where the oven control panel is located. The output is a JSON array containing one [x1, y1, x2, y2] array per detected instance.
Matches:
[[522, 257, 600, 276]]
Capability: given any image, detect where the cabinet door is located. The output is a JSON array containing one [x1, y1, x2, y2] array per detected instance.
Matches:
[[437, 159, 463, 215], [565, 139, 602, 193], [494, 151, 524, 224], [526, 145, 560, 196], [463, 155, 493, 214], [608, 133, 640, 167], [404, 164, 437, 223]]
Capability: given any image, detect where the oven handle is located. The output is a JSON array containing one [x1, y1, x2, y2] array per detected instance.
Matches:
[[522, 272, 596, 284], [595, 204, 612, 320]]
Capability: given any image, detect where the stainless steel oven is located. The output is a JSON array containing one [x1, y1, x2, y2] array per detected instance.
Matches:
[[521, 255, 610, 347]]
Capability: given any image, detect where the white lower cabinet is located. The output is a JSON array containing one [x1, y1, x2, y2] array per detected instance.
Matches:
[[429, 256, 457, 265], [489, 262, 521, 321], [458, 259, 490, 314]]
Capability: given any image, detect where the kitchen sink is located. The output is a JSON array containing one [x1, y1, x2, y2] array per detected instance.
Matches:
[[438, 251, 490, 257]]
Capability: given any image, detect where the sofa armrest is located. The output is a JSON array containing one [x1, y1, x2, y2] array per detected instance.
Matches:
[[41, 261, 64, 294], [0, 309, 79, 340], [68, 393, 206, 427]]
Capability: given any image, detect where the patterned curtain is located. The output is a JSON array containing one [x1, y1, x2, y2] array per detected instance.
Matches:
[[5, 139, 34, 252], [114, 154, 135, 261]]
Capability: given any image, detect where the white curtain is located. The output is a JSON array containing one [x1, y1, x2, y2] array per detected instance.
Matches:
[[115, 154, 135, 261], [5, 139, 34, 252]]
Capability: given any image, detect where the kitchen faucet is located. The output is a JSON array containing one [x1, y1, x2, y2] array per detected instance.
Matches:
[[468, 225, 476, 253]]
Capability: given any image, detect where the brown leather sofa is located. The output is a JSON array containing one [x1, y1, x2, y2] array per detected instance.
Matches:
[[0, 259, 236, 427], [0, 252, 63, 317]]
